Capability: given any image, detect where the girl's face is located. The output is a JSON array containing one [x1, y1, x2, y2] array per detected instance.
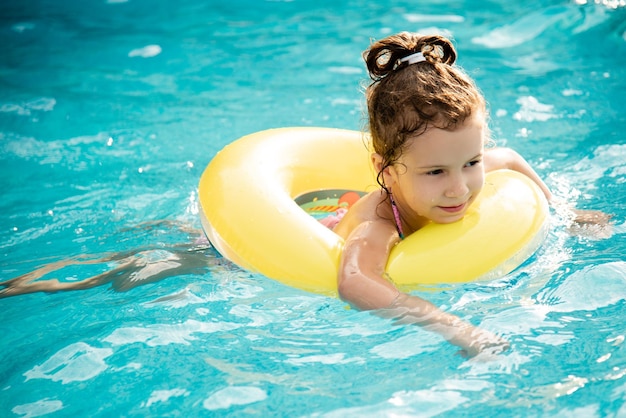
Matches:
[[382, 112, 486, 227]]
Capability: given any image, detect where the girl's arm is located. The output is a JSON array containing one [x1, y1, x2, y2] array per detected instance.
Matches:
[[484, 148, 612, 226], [337, 220, 508, 357], [484, 148, 552, 200]]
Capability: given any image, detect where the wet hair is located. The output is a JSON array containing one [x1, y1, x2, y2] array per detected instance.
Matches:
[[363, 32, 486, 190]]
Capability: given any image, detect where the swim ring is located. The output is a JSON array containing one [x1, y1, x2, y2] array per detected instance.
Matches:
[[198, 127, 549, 295]]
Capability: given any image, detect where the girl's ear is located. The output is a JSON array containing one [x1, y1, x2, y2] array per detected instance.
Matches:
[[372, 153, 396, 188], [371, 152, 384, 173]]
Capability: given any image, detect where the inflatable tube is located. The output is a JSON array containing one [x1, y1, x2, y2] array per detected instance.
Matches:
[[198, 127, 549, 295]]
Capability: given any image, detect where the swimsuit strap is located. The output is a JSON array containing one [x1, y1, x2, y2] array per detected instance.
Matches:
[[389, 192, 405, 240]]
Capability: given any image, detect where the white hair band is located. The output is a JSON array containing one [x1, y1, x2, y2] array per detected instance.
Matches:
[[398, 51, 426, 65]]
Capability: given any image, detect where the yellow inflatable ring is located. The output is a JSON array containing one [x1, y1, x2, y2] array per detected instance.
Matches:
[[199, 127, 549, 295]]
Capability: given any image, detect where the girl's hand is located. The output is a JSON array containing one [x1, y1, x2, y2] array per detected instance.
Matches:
[[551, 199, 613, 239], [571, 209, 612, 226], [567, 209, 614, 240], [453, 324, 510, 358]]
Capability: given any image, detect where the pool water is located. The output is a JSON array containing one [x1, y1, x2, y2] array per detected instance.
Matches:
[[1, 0, 626, 416]]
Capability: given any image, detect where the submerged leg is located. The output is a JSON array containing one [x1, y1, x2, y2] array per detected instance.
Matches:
[[0, 246, 213, 298], [0, 253, 138, 297]]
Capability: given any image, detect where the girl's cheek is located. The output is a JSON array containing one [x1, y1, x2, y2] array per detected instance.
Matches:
[[473, 174, 485, 192]]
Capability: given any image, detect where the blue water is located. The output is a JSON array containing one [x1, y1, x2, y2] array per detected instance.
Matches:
[[1, 0, 626, 416]]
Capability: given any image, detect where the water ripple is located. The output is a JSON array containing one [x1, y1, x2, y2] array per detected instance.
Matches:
[[103, 319, 241, 347], [472, 6, 573, 48], [24, 342, 113, 384], [203, 386, 267, 412], [541, 262, 626, 312]]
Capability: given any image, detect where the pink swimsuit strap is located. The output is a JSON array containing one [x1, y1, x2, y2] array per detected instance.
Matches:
[[389, 192, 405, 240]]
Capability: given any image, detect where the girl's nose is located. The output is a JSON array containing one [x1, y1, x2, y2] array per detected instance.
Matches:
[[444, 173, 469, 198]]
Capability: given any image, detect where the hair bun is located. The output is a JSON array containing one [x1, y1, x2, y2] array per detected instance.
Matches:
[[363, 33, 457, 81]]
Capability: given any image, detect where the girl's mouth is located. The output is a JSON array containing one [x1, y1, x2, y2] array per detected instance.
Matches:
[[438, 202, 467, 213]]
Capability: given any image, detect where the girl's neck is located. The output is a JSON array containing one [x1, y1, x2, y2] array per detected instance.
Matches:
[[388, 192, 429, 238]]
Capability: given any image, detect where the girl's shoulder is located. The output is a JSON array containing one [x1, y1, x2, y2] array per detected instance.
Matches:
[[333, 190, 395, 239]]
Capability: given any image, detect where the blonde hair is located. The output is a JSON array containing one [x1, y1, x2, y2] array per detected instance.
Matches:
[[363, 32, 486, 188]]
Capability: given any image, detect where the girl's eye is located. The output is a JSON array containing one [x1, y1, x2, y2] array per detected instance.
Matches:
[[465, 159, 481, 168], [426, 169, 444, 176]]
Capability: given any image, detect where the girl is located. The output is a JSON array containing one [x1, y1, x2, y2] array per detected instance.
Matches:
[[1, 33, 609, 357], [333, 32, 610, 357]]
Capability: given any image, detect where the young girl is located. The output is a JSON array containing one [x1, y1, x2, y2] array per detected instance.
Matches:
[[332, 32, 611, 357], [1, 33, 610, 356]]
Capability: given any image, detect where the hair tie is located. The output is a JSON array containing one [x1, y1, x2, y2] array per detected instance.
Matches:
[[397, 51, 426, 66]]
